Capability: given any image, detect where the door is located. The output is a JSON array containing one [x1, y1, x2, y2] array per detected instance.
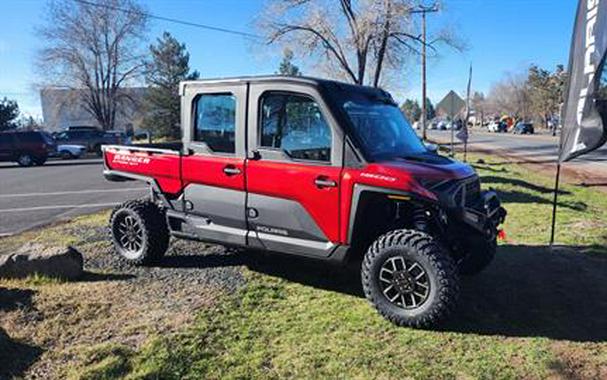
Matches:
[[181, 83, 248, 246], [246, 83, 344, 258], [0, 133, 14, 161]]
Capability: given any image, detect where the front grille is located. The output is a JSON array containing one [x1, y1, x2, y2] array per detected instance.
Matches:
[[464, 177, 481, 205], [451, 176, 481, 207]]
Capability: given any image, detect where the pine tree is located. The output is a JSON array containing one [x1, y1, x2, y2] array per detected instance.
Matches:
[[400, 99, 421, 122], [142, 32, 200, 139], [0, 98, 19, 131], [276, 49, 301, 76]]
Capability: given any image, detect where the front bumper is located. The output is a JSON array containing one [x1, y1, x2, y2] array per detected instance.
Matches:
[[451, 190, 507, 236]]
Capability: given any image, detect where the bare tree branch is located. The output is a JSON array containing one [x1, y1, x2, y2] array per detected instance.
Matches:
[[37, 0, 148, 130]]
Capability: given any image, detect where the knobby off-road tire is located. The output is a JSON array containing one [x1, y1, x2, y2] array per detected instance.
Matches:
[[362, 229, 460, 329], [109, 199, 170, 265], [458, 235, 497, 276]]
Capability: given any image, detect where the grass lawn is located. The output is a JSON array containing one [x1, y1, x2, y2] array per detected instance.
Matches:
[[2, 153, 607, 379]]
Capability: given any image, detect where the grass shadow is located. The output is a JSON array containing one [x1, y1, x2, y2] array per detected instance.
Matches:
[[0, 287, 43, 378], [493, 189, 586, 211], [0, 327, 43, 379], [168, 244, 607, 343], [442, 245, 607, 342], [481, 175, 570, 196]]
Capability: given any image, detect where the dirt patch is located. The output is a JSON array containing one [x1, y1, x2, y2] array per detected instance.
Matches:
[[0, 230, 246, 379]]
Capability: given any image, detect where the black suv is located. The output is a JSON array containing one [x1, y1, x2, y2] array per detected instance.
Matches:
[[0, 130, 56, 167]]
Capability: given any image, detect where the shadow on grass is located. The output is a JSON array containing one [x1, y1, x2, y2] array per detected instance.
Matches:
[[204, 245, 607, 343], [494, 189, 587, 211], [443, 245, 607, 342], [0, 288, 43, 378], [481, 175, 571, 195]]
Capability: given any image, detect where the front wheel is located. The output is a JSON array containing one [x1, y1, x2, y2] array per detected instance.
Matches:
[[17, 153, 34, 167], [362, 229, 460, 329], [109, 200, 170, 265]]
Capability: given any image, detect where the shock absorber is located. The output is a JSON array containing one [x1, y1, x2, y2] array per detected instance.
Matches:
[[412, 206, 430, 232]]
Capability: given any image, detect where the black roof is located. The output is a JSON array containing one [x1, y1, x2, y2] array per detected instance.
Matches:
[[180, 75, 392, 99]]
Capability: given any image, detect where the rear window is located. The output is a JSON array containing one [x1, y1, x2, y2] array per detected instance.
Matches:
[[15, 132, 44, 143], [0, 133, 13, 144]]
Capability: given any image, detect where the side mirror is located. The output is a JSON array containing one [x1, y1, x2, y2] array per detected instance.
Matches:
[[424, 142, 439, 153]]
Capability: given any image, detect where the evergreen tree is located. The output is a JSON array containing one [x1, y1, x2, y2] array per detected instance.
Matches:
[[425, 98, 436, 120], [276, 49, 301, 76], [142, 32, 200, 139], [0, 98, 19, 131], [400, 99, 421, 122]]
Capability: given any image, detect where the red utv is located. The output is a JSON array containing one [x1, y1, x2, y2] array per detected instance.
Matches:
[[102, 76, 506, 328]]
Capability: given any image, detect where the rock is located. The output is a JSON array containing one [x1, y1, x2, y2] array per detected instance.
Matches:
[[0, 244, 84, 280]]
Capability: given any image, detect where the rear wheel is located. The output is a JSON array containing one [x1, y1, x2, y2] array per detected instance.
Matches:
[[109, 200, 170, 265], [17, 153, 34, 167], [362, 229, 459, 328], [60, 150, 74, 159], [33, 156, 47, 166]]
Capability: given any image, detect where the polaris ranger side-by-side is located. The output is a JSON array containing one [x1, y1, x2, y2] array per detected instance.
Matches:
[[102, 76, 506, 328]]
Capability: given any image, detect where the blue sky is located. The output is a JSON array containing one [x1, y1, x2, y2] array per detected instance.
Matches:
[[0, 0, 577, 117]]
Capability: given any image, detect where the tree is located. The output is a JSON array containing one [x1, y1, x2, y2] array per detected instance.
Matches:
[[424, 97, 436, 120], [0, 98, 19, 131], [400, 99, 421, 121], [471, 91, 486, 125], [527, 64, 567, 129], [18, 115, 42, 130], [38, 0, 148, 130], [142, 32, 200, 138], [276, 48, 302, 76], [487, 72, 530, 120], [0, 98, 19, 130], [260, 0, 462, 87], [486, 65, 567, 127]]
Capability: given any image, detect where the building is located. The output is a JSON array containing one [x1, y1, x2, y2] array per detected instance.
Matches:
[[40, 87, 147, 132]]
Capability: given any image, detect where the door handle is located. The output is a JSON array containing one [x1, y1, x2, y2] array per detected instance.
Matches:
[[314, 177, 337, 188], [223, 166, 241, 176]]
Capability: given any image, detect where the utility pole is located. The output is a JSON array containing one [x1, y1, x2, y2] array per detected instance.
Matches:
[[411, 4, 439, 141]]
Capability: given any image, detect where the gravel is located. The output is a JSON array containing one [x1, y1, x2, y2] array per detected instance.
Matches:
[[78, 227, 248, 294]]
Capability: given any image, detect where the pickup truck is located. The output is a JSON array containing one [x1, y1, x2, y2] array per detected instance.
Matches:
[[102, 76, 506, 328]]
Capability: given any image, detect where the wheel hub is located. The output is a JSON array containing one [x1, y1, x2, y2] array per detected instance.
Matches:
[[393, 271, 415, 293], [116, 215, 143, 254], [378, 256, 430, 309]]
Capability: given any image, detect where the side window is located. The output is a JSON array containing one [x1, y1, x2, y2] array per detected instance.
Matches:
[[260, 92, 331, 162], [0, 133, 11, 146], [194, 93, 236, 154]]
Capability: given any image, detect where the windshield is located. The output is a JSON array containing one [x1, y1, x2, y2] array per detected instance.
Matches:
[[341, 98, 427, 161]]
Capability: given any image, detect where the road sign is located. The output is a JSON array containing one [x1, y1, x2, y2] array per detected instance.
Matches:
[[437, 90, 465, 118]]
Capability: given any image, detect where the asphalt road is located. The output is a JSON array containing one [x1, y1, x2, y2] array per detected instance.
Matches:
[[0, 158, 147, 236], [428, 129, 607, 167]]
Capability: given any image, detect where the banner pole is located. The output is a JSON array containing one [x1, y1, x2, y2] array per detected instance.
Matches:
[[549, 162, 562, 246]]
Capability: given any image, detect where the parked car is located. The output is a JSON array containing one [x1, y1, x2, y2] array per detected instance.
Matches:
[[513, 122, 534, 134], [56, 144, 87, 159], [66, 125, 99, 132], [0, 130, 56, 167], [54, 129, 129, 155], [487, 121, 508, 133], [102, 76, 506, 329]]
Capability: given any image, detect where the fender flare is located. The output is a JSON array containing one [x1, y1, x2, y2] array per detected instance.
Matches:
[[347, 184, 437, 244]]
